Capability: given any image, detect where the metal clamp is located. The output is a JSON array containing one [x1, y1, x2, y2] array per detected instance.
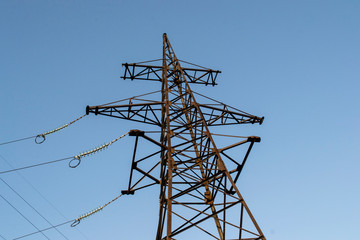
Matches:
[[69, 157, 81, 168], [71, 219, 80, 227], [35, 134, 46, 144]]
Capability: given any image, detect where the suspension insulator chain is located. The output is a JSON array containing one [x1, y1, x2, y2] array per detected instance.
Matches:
[[71, 194, 123, 227], [69, 132, 129, 168], [35, 114, 87, 144]]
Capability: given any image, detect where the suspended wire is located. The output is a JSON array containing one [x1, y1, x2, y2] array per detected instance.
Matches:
[[0, 178, 70, 240], [0, 233, 7, 240], [13, 193, 125, 239], [0, 132, 129, 174], [0, 114, 86, 146], [12, 220, 73, 240], [71, 194, 123, 227], [208, 133, 248, 138], [0, 194, 50, 240], [192, 90, 253, 115], [0, 154, 90, 240], [134, 58, 163, 64], [143, 130, 161, 133], [35, 114, 86, 144], [0, 157, 72, 175], [178, 59, 210, 70], [0, 136, 37, 146], [98, 90, 161, 107]]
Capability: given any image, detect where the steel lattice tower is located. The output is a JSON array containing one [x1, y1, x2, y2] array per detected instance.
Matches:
[[86, 34, 267, 240]]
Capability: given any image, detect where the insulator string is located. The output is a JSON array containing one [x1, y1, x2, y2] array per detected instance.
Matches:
[[70, 132, 129, 168], [35, 114, 87, 144], [0, 132, 129, 174], [71, 194, 123, 227], [0, 115, 86, 146]]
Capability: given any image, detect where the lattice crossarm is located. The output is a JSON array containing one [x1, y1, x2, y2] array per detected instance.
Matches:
[[86, 103, 163, 126], [121, 63, 221, 86], [122, 63, 163, 81], [198, 104, 264, 126]]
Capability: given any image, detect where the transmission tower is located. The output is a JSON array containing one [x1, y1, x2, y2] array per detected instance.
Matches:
[[86, 33, 266, 240]]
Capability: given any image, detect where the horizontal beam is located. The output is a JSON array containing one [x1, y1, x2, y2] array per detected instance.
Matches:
[[86, 102, 264, 127], [121, 63, 221, 86]]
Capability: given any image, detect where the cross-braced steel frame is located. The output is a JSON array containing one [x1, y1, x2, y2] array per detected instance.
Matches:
[[86, 34, 267, 240]]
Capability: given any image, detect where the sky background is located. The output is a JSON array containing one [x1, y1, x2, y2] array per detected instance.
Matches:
[[1, 0, 359, 239]]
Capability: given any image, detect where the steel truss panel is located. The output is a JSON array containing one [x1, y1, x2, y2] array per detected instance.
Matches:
[[122, 63, 221, 86]]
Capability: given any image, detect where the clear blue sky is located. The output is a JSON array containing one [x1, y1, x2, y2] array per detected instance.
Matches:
[[1, 1, 359, 239]]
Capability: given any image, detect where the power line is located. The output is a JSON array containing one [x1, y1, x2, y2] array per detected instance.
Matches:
[[0, 194, 50, 240], [0, 178, 70, 240], [0, 233, 7, 240], [0, 136, 36, 146], [14, 192, 125, 239], [13, 220, 73, 240], [0, 157, 73, 175], [0, 154, 89, 240]]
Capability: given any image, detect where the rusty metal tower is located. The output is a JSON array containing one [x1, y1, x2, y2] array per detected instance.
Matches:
[[86, 33, 266, 240]]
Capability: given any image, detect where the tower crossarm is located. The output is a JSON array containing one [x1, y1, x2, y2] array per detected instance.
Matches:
[[86, 102, 163, 126], [198, 104, 264, 126], [86, 101, 263, 127], [122, 63, 221, 86]]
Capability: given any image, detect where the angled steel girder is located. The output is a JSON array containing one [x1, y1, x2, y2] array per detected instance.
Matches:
[[86, 102, 263, 127], [86, 33, 267, 240]]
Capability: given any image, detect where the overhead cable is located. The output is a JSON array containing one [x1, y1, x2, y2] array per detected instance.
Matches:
[[0, 135, 37, 146], [0, 178, 69, 240], [12, 220, 73, 240], [0, 154, 90, 240], [0, 157, 73, 175], [13, 193, 125, 239], [98, 90, 161, 107], [69, 132, 129, 168], [0, 194, 50, 240], [192, 90, 253, 115]]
